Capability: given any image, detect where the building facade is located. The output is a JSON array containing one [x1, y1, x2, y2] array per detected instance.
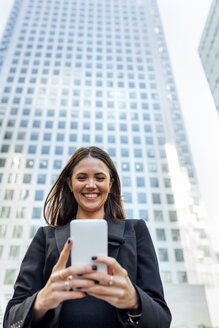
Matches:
[[199, 0, 219, 113], [0, 0, 218, 326]]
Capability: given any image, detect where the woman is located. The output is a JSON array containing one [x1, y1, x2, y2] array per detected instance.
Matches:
[[3, 146, 171, 328]]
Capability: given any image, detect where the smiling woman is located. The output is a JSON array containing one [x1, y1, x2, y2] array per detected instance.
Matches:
[[3, 147, 171, 328]]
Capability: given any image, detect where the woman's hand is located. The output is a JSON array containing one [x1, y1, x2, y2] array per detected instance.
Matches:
[[81, 255, 140, 310], [33, 239, 96, 323]]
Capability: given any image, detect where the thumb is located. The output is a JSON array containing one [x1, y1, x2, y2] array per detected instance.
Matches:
[[53, 238, 72, 272]]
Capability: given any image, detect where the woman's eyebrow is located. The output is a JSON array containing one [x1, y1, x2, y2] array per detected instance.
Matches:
[[75, 172, 107, 176]]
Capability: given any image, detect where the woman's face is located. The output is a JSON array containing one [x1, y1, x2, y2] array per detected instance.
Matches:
[[67, 156, 113, 219]]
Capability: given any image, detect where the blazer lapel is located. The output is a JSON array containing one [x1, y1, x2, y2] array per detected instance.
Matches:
[[55, 223, 71, 266], [54, 219, 125, 264], [107, 218, 125, 259]]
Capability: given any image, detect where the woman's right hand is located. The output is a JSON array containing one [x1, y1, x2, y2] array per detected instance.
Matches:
[[33, 238, 96, 323]]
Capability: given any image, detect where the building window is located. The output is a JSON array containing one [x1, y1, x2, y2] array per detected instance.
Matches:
[[19, 190, 29, 200], [16, 207, 26, 218], [35, 190, 44, 201], [4, 269, 16, 285], [177, 271, 188, 283], [152, 193, 161, 204], [32, 207, 42, 219], [158, 248, 169, 262], [171, 229, 181, 241], [136, 177, 145, 187], [12, 225, 23, 238], [154, 210, 164, 222], [169, 211, 178, 222], [175, 249, 184, 262], [139, 210, 148, 221], [156, 229, 166, 241], [137, 193, 146, 204], [23, 174, 32, 184], [0, 207, 11, 218], [9, 245, 20, 258]]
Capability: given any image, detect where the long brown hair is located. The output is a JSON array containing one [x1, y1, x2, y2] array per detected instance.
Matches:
[[44, 146, 126, 226]]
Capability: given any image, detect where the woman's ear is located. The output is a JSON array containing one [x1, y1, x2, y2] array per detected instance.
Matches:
[[109, 178, 114, 189], [67, 178, 73, 192]]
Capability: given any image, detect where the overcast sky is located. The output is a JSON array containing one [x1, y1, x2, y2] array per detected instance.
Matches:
[[0, 0, 219, 232]]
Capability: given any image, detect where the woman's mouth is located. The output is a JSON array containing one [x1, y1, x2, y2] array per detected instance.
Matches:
[[82, 193, 100, 199]]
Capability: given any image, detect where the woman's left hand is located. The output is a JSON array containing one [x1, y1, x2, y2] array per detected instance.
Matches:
[[81, 255, 139, 310]]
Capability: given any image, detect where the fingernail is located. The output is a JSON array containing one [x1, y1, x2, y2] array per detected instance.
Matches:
[[92, 265, 97, 271], [67, 238, 71, 244], [91, 256, 97, 260], [94, 280, 99, 284]]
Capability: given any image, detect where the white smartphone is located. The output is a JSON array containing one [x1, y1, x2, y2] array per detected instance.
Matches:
[[70, 219, 108, 273]]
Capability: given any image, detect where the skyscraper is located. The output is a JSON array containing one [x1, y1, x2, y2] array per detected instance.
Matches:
[[0, 0, 218, 326], [199, 0, 219, 114]]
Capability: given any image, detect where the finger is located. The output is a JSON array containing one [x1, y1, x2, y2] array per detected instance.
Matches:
[[52, 278, 95, 291], [84, 285, 124, 298], [53, 238, 72, 271], [58, 291, 86, 301], [82, 272, 123, 286], [91, 256, 125, 276], [51, 264, 97, 282]]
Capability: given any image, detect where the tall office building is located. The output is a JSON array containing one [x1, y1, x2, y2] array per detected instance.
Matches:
[[0, 0, 218, 326], [199, 0, 219, 113]]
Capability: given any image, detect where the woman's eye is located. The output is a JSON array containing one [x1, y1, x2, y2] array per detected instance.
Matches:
[[96, 177, 105, 181], [77, 177, 85, 180]]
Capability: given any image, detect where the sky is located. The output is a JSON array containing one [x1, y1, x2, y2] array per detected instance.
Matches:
[[0, 0, 219, 240]]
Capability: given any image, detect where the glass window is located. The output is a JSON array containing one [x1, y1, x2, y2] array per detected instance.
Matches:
[[29, 225, 39, 238], [23, 174, 31, 184], [26, 160, 34, 168], [150, 177, 159, 187], [156, 229, 166, 241], [32, 207, 42, 219], [158, 248, 169, 262], [16, 207, 26, 218], [134, 149, 142, 158], [9, 245, 20, 258], [19, 190, 29, 200], [177, 271, 187, 283], [0, 207, 11, 218], [0, 159, 6, 167], [171, 229, 180, 241], [123, 192, 132, 203], [152, 193, 161, 204], [4, 189, 14, 200], [108, 135, 115, 143], [166, 194, 175, 204], [53, 160, 62, 169], [161, 271, 172, 283], [138, 193, 146, 204], [13, 225, 23, 238], [169, 211, 177, 222], [0, 225, 7, 237], [154, 210, 164, 222], [139, 210, 148, 221], [28, 145, 36, 154], [37, 174, 46, 184], [39, 160, 48, 169], [4, 269, 16, 285], [122, 176, 131, 187], [41, 146, 50, 154], [35, 190, 44, 201], [136, 177, 145, 187], [164, 178, 171, 188], [175, 249, 184, 262], [55, 146, 63, 155]]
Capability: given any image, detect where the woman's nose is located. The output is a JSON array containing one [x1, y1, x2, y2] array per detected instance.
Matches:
[[86, 179, 96, 188]]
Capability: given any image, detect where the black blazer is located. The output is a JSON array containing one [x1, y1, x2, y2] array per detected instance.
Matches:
[[3, 219, 171, 328]]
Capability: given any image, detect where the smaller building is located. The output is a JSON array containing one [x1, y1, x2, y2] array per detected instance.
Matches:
[[199, 0, 219, 113]]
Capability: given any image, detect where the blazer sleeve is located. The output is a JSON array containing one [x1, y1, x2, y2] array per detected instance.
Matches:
[[117, 219, 171, 328], [3, 227, 46, 328]]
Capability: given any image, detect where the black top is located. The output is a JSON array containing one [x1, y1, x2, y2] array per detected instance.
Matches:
[[59, 295, 123, 328]]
